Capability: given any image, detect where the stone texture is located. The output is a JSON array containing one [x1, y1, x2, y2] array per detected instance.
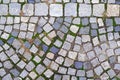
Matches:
[[0, 68, 6, 77], [44, 69, 54, 78], [93, 4, 105, 17], [55, 56, 64, 65], [76, 70, 85, 76], [10, 54, 20, 64], [58, 67, 67, 74], [0, 2, 119, 80], [67, 68, 76, 75], [83, 43, 92, 52], [50, 4, 63, 17], [79, 4, 91, 17], [87, 51, 95, 60], [50, 61, 59, 71], [25, 61, 35, 71], [9, 3, 21, 15], [0, 4, 8, 15], [23, 4, 34, 16], [29, 72, 37, 79], [70, 25, 79, 33], [35, 3, 48, 16], [64, 58, 74, 67], [62, 41, 71, 50], [107, 4, 119, 17], [3, 61, 13, 69], [36, 64, 46, 75], [30, 45, 38, 54], [94, 66, 103, 76], [20, 70, 28, 78], [74, 61, 83, 69], [68, 51, 78, 60], [65, 3, 77, 16], [2, 74, 12, 80]]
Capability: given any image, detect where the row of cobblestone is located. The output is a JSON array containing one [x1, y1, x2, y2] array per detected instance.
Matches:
[[0, 3, 120, 17]]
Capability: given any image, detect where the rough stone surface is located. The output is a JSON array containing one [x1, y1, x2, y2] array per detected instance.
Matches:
[[93, 4, 105, 17], [65, 3, 77, 16], [50, 4, 63, 17], [107, 4, 119, 17], [35, 3, 48, 16], [79, 4, 91, 17], [9, 3, 21, 15], [0, 4, 8, 15], [23, 4, 34, 16]]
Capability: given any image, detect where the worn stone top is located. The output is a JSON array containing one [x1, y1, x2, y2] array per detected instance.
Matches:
[[0, 1, 120, 17]]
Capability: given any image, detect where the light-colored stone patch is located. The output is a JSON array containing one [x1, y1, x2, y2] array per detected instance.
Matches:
[[23, 4, 34, 16], [79, 4, 91, 17], [0, 4, 8, 15], [50, 4, 63, 17], [65, 3, 77, 16], [35, 3, 48, 16], [93, 4, 105, 17], [9, 3, 21, 15], [107, 4, 120, 17]]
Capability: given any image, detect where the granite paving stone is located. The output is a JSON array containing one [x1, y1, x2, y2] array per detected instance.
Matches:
[[35, 3, 48, 16], [79, 4, 91, 17], [23, 4, 34, 16], [65, 3, 77, 16], [107, 4, 120, 17], [9, 3, 21, 15], [0, 1, 120, 80], [0, 4, 8, 15], [50, 4, 63, 17], [93, 4, 105, 17]]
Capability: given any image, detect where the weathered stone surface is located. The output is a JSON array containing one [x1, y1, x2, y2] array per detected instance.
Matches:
[[94, 66, 103, 76], [68, 51, 78, 60], [65, 3, 77, 16], [0, 68, 6, 77], [50, 4, 63, 17], [36, 64, 46, 75], [23, 4, 34, 16], [107, 4, 119, 17], [93, 4, 105, 17], [67, 68, 76, 75], [58, 67, 67, 74], [44, 69, 54, 78], [2, 74, 12, 80], [79, 4, 91, 17], [35, 3, 48, 16], [9, 3, 21, 15], [64, 58, 74, 67], [0, 4, 8, 15]]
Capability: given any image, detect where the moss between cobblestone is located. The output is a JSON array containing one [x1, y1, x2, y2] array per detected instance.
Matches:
[[8, 34, 17, 39], [116, 77, 120, 80], [113, 17, 117, 26], [20, 2, 27, 7], [77, 3, 79, 16], [68, 31, 76, 36], [76, 23, 83, 28], [6, 13, 15, 17], [0, 37, 7, 43], [80, 66, 84, 70], [32, 33, 39, 39], [0, 0, 3, 4], [93, 75, 100, 79]]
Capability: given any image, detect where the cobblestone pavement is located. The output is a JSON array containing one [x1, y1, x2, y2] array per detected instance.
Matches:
[[0, 0, 120, 80]]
